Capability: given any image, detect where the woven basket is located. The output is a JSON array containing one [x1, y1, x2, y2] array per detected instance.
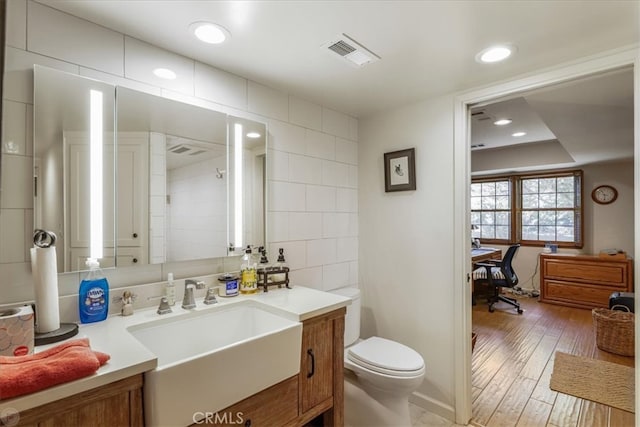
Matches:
[[592, 308, 635, 356]]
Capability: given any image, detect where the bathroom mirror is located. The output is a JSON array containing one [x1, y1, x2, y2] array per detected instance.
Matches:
[[34, 65, 116, 272], [33, 66, 267, 273]]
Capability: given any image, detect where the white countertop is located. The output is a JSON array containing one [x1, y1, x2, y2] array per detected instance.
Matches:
[[0, 286, 350, 413]]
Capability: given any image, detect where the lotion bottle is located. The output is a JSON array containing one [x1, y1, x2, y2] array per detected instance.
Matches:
[[165, 273, 176, 306]]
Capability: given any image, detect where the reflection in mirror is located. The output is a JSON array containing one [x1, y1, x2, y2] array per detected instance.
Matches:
[[116, 87, 229, 263], [33, 65, 268, 274], [228, 116, 266, 253], [34, 66, 116, 272]]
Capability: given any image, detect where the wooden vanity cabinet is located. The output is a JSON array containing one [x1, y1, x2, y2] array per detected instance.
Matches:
[[212, 307, 346, 427], [5, 374, 143, 427], [196, 376, 299, 427], [6, 308, 346, 427], [298, 308, 345, 426]]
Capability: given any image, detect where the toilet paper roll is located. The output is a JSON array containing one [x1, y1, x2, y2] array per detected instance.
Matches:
[[30, 247, 60, 333]]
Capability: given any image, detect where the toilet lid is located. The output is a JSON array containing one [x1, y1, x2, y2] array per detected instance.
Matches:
[[347, 337, 424, 375]]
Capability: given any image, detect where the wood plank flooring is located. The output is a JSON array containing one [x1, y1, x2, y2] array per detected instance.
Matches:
[[471, 295, 635, 427]]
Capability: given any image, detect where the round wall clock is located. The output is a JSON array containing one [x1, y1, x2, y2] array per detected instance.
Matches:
[[591, 185, 618, 205]]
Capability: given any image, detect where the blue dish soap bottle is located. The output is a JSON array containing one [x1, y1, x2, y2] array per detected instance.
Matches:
[[79, 258, 110, 323]]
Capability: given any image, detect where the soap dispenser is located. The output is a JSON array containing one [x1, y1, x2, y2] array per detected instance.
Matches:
[[78, 258, 110, 324], [240, 246, 258, 294]]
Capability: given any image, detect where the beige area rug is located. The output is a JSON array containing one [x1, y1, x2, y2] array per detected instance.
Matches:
[[550, 351, 635, 413]]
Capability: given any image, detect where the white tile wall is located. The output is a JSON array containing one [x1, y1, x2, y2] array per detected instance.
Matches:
[[6, 0, 26, 50], [1, 155, 32, 209], [289, 212, 323, 240], [306, 239, 337, 267], [322, 262, 350, 291], [322, 107, 351, 139], [336, 188, 358, 213], [289, 96, 322, 131], [1, 0, 359, 304], [195, 62, 247, 110], [321, 160, 349, 187], [268, 181, 306, 212], [306, 129, 335, 160], [336, 137, 358, 165], [248, 81, 288, 121], [0, 209, 25, 263], [267, 149, 289, 182], [306, 185, 336, 212], [28, 2, 124, 75], [268, 120, 306, 155], [268, 211, 289, 242], [288, 154, 322, 184]]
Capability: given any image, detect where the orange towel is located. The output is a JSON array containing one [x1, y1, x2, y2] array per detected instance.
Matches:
[[0, 338, 110, 400]]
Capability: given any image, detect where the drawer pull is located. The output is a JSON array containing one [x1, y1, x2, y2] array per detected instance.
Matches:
[[307, 348, 315, 378]]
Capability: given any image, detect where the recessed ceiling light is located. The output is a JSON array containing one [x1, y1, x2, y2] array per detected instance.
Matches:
[[190, 21, 230, 44], [493, 119, 512, 126], [512, 131, 527, 137], [476, 45, 515, 63], [153, 68, 177, 80], [246, 132, 261, 139]]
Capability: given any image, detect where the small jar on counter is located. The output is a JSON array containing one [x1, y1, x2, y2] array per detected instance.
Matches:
[[218, 274, 239, 297]]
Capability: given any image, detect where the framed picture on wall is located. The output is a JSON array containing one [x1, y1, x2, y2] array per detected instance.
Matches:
[[384, 148, 416, 192]]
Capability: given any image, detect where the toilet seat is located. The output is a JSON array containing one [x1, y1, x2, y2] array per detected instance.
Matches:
[[347, 337, 425, 378]]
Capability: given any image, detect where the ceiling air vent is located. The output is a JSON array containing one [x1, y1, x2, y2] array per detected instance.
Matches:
[[471, 110, 492, 121], [323, 33, 380, 68]]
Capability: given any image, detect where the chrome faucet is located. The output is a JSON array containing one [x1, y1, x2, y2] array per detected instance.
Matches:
[[185, 279, 206, 290], [148, 295, 172, 315], [181, 279, 205, 309], [182, 283, 197, 309]]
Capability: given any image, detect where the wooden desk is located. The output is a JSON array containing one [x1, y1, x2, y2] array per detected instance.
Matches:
[[471, 248, 502, 301], [472, 247, 502, 265], [539, 253, 633, 309]]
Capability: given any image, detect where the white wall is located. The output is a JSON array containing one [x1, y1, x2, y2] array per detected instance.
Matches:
[[0, 0, 358, 303], [359, 94, 457, 416]]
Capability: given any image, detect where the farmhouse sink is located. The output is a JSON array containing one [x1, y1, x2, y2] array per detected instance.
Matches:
[[127, 301, 302, 427]]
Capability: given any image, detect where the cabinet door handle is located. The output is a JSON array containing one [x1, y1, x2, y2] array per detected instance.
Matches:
[[132, 258, 138, 263], [132, 233, 138, 238], [307, 348, 315, 378]]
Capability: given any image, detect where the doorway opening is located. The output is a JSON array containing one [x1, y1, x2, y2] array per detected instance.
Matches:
[[453, 48, 638, 426]]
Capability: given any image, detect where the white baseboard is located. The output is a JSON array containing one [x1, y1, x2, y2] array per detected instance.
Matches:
[[409, 390, 455, 422]]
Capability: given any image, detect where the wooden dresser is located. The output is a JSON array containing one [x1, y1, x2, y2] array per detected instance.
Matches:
[[539, 253, 633, 309]]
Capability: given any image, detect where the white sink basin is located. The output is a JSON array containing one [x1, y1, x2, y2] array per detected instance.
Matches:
[[127, 301, 302, 427]]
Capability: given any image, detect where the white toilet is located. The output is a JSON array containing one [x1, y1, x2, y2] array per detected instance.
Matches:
[[331, 287, 425, 426]]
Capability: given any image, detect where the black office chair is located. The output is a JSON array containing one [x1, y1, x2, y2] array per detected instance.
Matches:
[[473, 244, 523, 314]]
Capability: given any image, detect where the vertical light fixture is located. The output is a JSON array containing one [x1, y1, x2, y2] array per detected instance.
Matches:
[[89, 89, 104, 260], [234, 123, 243, 248]]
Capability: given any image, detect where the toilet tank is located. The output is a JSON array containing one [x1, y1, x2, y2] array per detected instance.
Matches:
[[330, 287, 360, 347]]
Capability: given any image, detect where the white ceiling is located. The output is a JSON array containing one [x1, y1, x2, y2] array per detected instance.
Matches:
[[470, 67, 634, 174], [37, 0, 639, 118]]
